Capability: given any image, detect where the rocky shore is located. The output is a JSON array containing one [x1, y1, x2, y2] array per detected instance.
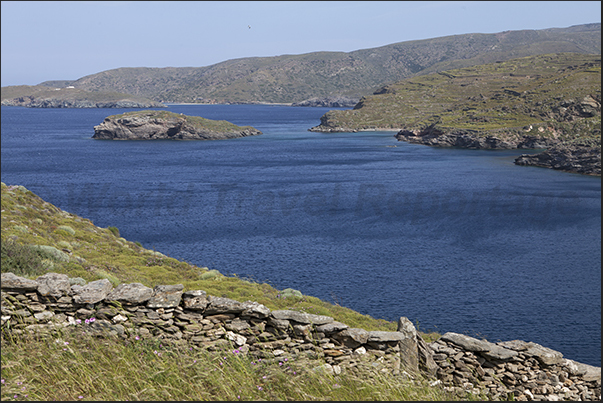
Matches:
[[92, 110, 262, 140], [1, 97, 165, 109], [394, 125, 601, 176], [515, 142, 601, 176], [291, 96, 360, 108], [2, 272, 601, 401]]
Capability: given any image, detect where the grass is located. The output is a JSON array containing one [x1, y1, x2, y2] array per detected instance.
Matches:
[[1, 329, 471, 401], [316, 53, 601, 143], [2, 182, 462, 400]]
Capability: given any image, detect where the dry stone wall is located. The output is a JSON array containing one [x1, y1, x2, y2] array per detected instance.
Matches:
[[1, 272, 600, 401]]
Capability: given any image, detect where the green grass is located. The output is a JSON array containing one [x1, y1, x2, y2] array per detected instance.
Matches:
[[1, 329, 471, 401], [315, 53, 601, 143], [0, 182, 468, 400]]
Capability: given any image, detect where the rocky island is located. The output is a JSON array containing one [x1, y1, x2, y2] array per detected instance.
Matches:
[[310, 53, 601, 176], [92, 110, 262, 140]]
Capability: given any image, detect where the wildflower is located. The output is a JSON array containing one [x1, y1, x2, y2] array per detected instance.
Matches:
[[257, 386, 263, 391], [75, 319, 82, 324], [85, 319, 90, 324], [135, 336, 140, 340], [78, 396, 83, 399], [16, 382, 22, 386], [193, 360, 197, 363], [64, 341, 69, 345], [1, 379, 4, 384], [279, 362, 283, 366], [89, 317, 96, 323]]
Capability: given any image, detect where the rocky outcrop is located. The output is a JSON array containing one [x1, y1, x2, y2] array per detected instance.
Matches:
[[395, 124, 602, 176], [92, 110, 262, 140], [394, 125, 561, 150], [291, 96, 360, 108], [1, 96, 165, 109], [515, 142, 601, 176], [2, 272, 600, 401]]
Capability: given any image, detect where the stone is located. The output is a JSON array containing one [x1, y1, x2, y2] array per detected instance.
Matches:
[[147, 284, 183, 308], [1, 273, 39, 290], [36, 273, 71, 298], [334, 328, 369, 348], [523, 342, 564, 366], [316, 321, 348, 334], [106, 283, 153, 304], [241, 301, 271, 318], [182, 290, 209, 310], [72, 279, 114, 304], [204, 296, 246, 315], [271, 310, 333, 325], [440, 333, 491, 352]]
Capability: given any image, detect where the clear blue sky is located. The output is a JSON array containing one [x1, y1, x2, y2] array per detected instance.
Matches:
[[1, 1, 601, 87]]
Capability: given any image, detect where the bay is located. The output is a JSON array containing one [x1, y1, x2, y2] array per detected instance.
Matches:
[[1, 104, 600, 366]]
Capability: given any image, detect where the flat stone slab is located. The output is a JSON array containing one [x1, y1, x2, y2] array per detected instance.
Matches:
[[106, 283, 153, 304], [36, 273, 71, 298], [72, 279, 114, 304], [1, 273, 39, 290], [368, 330, 410, 342], [271, 310, 333, 325]]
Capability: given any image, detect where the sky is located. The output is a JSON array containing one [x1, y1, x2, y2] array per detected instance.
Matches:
[[1, 1, 601, 87]]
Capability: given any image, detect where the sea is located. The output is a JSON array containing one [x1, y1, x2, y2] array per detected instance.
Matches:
[[1, 104, 600, 367]]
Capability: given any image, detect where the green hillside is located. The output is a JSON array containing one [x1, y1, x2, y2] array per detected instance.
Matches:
[[37, 23, 601, 104], [311, 53, 601, 142]]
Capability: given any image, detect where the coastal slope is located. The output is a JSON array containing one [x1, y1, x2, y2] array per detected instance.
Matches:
[[92, 110, 262, 140], [310, 53, 601, 175]]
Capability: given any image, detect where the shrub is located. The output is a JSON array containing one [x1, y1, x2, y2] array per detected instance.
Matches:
[[107, 226, 120, 237], [201, 269, 223, 280], [280, 288, 303, 298], [0, 240, 48, 277], [56, 225, 75, 236], [30, 245, 70, 262]]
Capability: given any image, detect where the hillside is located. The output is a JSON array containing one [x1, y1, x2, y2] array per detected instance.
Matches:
[[35, 23, 601, 104], [310, 53, 601, 175], [2, 184, 601, 401], [0, 85, 164, 108]]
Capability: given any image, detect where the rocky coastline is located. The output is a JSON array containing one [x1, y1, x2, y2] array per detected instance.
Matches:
[[394, 126, 601, 176], [514, 141, 601, 176], [291, 96, 360, 108], [1, 96, 165, 109], [2, 271, 601, 401], [92, 110, 262, 140]]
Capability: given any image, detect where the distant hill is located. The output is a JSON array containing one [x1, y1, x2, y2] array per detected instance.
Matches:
[[36, 23, 600, 104], [0, 85, 165, 108]]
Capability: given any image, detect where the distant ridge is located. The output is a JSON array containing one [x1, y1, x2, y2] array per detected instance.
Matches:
[[35, 23, 600, 104]]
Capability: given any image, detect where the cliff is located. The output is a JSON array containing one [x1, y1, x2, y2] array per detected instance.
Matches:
[[92, 110, 262, 140], [1, 85, 165, 108]]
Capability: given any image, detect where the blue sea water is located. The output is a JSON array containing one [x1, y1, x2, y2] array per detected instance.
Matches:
[[1, 104, 601, 366]]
